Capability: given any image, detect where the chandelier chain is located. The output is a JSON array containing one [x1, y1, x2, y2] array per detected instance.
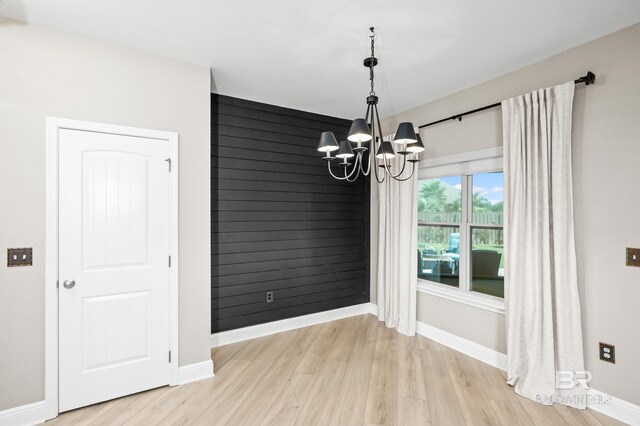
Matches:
[[369, 28, 375, 96]]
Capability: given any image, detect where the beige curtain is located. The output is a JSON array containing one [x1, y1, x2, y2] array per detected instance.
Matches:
[[502, 81, 586, 408], [372, 132, 418, 336]]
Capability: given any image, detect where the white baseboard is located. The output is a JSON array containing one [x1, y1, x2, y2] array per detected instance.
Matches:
[[416, 320, 508, 371], [365, 302, 378, 315], [211, 302, 377, 347], [588, 388, 640, 426], [2, 378, 634, 426], [0, 400, 45, 426], [416, 320, 640, 425], [0, 364, 213, 426], [178, 360, 215, 385]]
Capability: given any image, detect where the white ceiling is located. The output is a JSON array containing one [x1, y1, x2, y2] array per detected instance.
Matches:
[[2, 0, 640, 119]]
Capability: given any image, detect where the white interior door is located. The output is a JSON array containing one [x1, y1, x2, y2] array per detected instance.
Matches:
[[58, 128, 172, 412]]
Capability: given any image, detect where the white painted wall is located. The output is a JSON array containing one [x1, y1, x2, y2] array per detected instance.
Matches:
[[377, 22, 640, 405], [0, 19, 211, 411]]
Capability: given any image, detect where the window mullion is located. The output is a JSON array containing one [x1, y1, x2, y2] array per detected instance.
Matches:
[[459, 174, 469, 292], [467, 174, 474, 292]]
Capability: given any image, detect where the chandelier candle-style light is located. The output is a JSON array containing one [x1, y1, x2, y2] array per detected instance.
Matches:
[[318, 27, 424, 183]]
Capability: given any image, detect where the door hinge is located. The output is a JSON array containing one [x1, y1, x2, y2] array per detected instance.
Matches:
[[169, 255, 172, 268], [169, 350, 172, 363], [165, 158, 172, 172], [56, 280, 59, 289]]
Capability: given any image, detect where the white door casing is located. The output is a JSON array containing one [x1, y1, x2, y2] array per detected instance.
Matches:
[[45, 118, 179, 418]]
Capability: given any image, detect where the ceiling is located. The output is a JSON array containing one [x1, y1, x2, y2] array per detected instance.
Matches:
[[2, 0, 640, 119]]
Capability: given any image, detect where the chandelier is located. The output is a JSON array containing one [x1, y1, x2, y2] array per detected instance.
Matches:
[[317, 27, 424, 183]]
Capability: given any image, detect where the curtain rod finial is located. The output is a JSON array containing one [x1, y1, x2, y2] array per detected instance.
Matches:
[[585, 71, 595, 85]]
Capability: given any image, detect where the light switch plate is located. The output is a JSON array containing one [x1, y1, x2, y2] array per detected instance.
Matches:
[[626, 248, 640, 267], [7, 248, 33, 267]]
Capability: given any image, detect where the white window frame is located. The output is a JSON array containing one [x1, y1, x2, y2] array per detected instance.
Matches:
[[417, 147, 505, 315]]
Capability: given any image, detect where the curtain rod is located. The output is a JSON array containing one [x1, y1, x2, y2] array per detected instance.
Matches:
[[417, 71, 595, 129]]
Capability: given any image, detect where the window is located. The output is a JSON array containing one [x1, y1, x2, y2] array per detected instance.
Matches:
[[417, 171, 504, 299], [417, 176, 462, 288]]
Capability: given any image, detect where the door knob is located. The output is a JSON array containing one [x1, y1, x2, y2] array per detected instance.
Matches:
[[63, 279, 76, 289]]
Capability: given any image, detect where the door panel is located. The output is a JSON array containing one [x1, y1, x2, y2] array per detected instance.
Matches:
[[82, 151, 150, 270], [82, 291, 150, 372], [58, 129, 171, 412]]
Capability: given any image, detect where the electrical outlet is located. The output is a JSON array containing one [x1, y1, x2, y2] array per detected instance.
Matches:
[[599, 342, 615, 364], [626, 248, 640, 267], [266, 291, 274, 303]]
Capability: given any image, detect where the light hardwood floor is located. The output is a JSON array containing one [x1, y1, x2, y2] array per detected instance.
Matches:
[[48, 315, 623, 425]]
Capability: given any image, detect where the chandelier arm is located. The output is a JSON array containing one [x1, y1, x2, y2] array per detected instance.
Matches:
[[374, 101, 385, 145], [388, 155, 408, 179], [364, 102, 375, 147], [361, 147, 372, 176], [344, 154, 363, 180], [389, 161, 417, 182], [383, 154, 394, 177], [346, 157, 363, 182], [373, 155, 385, 183], [380, 145, 414, 181], [354, 152, 366, 179], [360, 104, 373, 177], [326, 161, 349, 180], [364, 103, 372, 124], [374, 103, 394, 180], [344, 159, 362, 182], [327, 156, 360, 180], [371, 109, 385, 184]]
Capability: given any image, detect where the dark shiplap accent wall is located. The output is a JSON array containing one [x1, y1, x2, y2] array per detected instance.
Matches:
[[211, 94, 369, 333]]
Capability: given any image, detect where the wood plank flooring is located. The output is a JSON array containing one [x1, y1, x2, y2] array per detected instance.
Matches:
[[48, 315, 624, 425]]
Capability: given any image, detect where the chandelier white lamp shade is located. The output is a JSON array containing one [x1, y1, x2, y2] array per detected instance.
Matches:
[[317, 27, 422, 183]]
